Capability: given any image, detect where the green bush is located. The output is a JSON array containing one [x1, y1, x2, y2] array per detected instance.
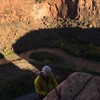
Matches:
[[14, 24, 100, 62], [52, 35, 100, 61], [35, 0, 44, 3], [0, 74, 36, 100], [0, 53, 4, 58], [78, 44, 100, 61], [29, 52, 61, 62]]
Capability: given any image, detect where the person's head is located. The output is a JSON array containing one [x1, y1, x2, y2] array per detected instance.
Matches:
[[41, 65, 52, 77]]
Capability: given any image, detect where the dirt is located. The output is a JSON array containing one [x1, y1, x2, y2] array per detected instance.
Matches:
[[0, 48, 100, 81]]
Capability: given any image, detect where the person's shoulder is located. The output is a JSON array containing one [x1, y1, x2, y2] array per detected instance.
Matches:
[[34, 75, 42, 84], [50, 73, 56, 78], [35, 72, 43, 80], [35, 74, 42, 80]]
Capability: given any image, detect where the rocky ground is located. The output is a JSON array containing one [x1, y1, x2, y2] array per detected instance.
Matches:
[[0, 0, 100, 54], [0, 17, 100, 56]]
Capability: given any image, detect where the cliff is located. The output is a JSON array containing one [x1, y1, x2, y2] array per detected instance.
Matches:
[[0, 0, 100, 54], [76, 0, 100, 21], [0, 0, 100, 22]]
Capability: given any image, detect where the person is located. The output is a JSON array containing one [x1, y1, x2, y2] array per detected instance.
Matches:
[[34, 65, 58, 100]]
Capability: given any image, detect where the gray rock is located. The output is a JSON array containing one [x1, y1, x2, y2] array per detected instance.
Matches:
[[44, 72, 100, 100]]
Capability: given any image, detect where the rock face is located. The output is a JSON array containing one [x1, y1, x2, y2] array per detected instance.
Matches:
[[76, 0, 100, 20], [0, 0, 100, 53], [31, 0, 66, 19], [0, 0, 66, 22], [0, 0, 34, 22], [44, 72, 100, 100], [0, 0, 99, 22]]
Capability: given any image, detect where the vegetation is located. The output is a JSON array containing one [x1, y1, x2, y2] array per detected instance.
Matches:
[[40, 17, 99, 28], [14, 28, 100, 62], [53, 40, 100, 61], [35, 0, 45, 3], [29, 52, 61, 62], [0, 53, 4, 58], [55, 65, 100, 83], [0, 74, 36, 100]]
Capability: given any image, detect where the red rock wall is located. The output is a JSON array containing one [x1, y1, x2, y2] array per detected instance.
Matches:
[[31, 0, 65, 19], [76, 0, 100, 20], [0, 0, 99, 22], [0, 0, 34, 22]]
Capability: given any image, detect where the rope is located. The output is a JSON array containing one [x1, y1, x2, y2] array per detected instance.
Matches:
[[50, 88, 60, 100], [54, 88, 60, 100]]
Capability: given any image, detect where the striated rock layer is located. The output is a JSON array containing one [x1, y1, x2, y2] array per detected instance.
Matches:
[[44, 72, 100, 100]]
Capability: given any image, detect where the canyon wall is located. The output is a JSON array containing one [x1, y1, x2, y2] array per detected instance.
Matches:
[[0, 0, 100, 53], [0, 0, 100, 22], [76, 0, 100, 20]]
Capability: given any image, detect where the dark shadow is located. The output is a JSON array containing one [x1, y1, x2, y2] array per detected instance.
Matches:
[[13, 27, 100, 79], [0, 53, 35, 99], [0, 53, 34, 79], [0, 53, 21, 80], [65, 0, 79, 19], [12, 27, 100, 98], [13, 27, 100, 54], [0, 53, 4, 59]]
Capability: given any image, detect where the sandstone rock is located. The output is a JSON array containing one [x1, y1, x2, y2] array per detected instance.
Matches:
[[44, 72, 100, 100], [0, 0, 67, 22], [0, 0, 99, 22], [76, 0, 100, 21], [0, 0, 100, 52], [31, 0, 66, 19], [0, 0, 34, 22]]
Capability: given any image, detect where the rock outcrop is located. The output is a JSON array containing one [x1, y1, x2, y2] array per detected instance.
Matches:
[[44, 72, 100, 100], [31, 0, 66, 19], [0, 0, 66, 22], [0, 0, 100, 53], [0, 0, 100, 22], [76, 0, 100, 21]]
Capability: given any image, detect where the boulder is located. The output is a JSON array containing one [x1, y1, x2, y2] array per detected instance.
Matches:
[[31, 0, 66, 19], [44, 72, 100, 100]]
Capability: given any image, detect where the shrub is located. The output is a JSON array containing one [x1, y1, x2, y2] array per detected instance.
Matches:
[[29, 52, 61, 62], [35, 0, 44, 3], [0, 53, 4, 58], [0, 74, 36, 100]]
